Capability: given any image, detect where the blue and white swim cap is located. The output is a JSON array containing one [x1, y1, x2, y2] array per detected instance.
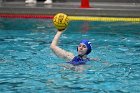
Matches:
[[78, 39, 92, 55]]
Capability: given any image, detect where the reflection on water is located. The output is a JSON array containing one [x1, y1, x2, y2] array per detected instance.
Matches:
[[0, 18, 140, 93]]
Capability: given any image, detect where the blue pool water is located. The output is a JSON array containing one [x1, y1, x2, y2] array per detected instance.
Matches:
[[0, 18, 140, 93]]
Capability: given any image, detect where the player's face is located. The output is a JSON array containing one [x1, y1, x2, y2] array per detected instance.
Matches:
[[78, 43, 87, 56]]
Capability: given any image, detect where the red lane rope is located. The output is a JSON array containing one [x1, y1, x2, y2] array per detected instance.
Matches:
[[0, 14, 54, 19]]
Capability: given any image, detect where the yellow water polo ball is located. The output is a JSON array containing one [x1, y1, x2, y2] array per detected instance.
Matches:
[[53, 13, 69, 31]]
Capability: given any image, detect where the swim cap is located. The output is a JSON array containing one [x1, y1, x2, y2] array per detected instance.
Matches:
[[78, 39, 92, 55]]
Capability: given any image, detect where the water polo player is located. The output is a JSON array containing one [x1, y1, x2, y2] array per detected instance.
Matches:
[[50, 30, 97, 66], [51, 13, 98, 66]]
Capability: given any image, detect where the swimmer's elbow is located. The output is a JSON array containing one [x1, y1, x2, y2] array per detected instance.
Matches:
[[50, 44, 55, 50]]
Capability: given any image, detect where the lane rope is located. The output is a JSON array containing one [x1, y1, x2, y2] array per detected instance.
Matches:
[[0, 14, 140, 22], [68, 16, 140, 22]]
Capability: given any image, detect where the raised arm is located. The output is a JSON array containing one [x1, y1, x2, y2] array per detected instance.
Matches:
[[50, 31, 74, 61]]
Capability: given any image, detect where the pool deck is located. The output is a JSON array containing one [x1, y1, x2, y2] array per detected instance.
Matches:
[[0, 1, 140, 17]]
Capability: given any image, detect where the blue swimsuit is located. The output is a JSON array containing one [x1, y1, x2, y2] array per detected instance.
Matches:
[[68, 55, 90, 66]]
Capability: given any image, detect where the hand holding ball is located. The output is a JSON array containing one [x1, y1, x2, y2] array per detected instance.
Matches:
[[53, 13, 69, 31]]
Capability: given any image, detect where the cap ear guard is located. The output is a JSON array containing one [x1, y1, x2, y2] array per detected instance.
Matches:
[[77, 39, 92, 55]]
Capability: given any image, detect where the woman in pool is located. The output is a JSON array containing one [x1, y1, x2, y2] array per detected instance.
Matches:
[[50, 30, 97, 66]]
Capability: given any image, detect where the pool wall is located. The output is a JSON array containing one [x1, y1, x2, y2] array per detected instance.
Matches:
[[0, 1, 140, 17]]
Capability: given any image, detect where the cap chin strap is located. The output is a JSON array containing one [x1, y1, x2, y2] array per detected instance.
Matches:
[[78, 54, 87, 58]]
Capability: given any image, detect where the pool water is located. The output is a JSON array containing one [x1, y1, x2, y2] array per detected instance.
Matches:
[[0, 18, 140, 93]]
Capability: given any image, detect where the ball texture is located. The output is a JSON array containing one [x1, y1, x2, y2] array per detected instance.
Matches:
[[53, 13, 69, 31]]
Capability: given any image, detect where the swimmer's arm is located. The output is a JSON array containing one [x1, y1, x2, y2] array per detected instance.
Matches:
[[90, 58, 109, 64], [50, 31, 75, 61], [90, 58, 100, 61]]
